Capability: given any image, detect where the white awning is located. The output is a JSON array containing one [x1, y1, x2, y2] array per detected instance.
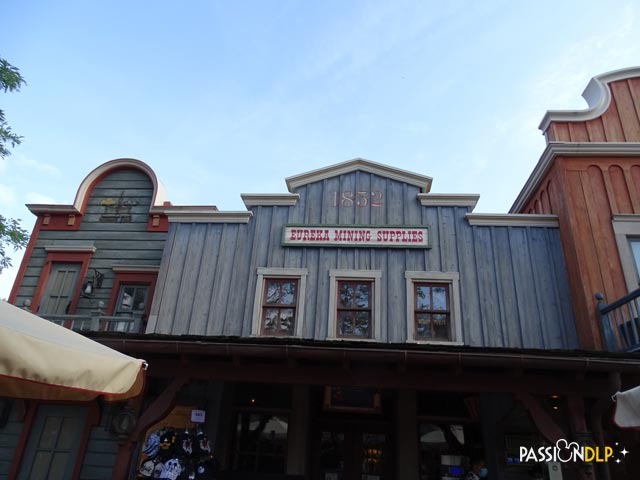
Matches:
[[0, 301, 146, 401], [613, 385, 640, 428]]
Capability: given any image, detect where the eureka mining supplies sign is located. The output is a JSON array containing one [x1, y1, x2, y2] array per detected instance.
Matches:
[[282, 225, 430, 248]]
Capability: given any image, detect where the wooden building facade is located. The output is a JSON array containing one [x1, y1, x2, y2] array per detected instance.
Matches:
[[3, 68, 640, 480]]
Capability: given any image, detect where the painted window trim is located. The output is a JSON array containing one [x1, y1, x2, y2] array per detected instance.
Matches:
[[404, 271, 463, 345], [328, 269, 382, 341], [612, 215, 640, 292], [251, 268, 308, 338], [32, 250, 94, 313], [106, 272, 158, 331]]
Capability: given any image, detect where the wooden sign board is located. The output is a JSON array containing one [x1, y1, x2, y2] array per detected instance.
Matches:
[[283, 225, 430, 248]]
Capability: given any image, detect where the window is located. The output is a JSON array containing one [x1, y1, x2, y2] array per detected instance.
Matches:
[[405, 272, 462, 344], [328, 270, 382, 341], [261, 278, 298, 335], [612, 215, 640, 291], [414, 283, 450, 341], [337, 280, 373, 338], [252, 268, 308, 337], [106, 268, 158, 333]]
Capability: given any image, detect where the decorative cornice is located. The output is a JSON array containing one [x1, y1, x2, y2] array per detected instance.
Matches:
[[27, 204, 80, 215], [74, 158, 169, 209], [417, 193, 480, 210], [539, 66, 640, 132], [44, 245, 97, 253], [241, 193, 300, 208], [286, 158, 433, 193], [465, 213, 559, 227], [167, 211, 253, 224], [510, 142, 640, 213], [112, 265, 161, 273]]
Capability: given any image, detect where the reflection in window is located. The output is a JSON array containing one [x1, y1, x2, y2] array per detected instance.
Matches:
[[337, 281, 373, 338], [231, 413, 288, 474], [415, 283, 450, 341], [261, 279, 298, 336], [629, 238, 640, 280]]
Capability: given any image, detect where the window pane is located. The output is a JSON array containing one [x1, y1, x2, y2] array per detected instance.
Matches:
[[265, 281, 281, 304], [263, 309, 278, 332], [355, 283, 370, 308], [28, 452, 52, 480], [38, 416, 62, 449], [232, 413, 288, 474], [355, 312, 371, 337], [338, 311, 355, 336], [278, 309, 294, 334], [433, 314, 450, 340], [57, 417, 77, 449], [48, 452, 70, 480], [416, 286, 431, 310], [416, 313, 431, 339], [432, 287, 448, 311], [630, 239, 640, 278], [361, 433, 386, 475], [340, 283, 354, 307], [280, 282, 296, 305]]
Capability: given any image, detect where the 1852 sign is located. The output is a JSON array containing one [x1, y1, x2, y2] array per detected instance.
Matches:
[[332, 190, 383, 207], [282, 225, 430, 248]]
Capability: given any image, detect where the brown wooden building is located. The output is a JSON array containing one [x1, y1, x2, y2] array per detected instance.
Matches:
[[2, 68, 640, 480]]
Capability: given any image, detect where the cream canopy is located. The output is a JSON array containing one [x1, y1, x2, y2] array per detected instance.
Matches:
[[0, 301, 146, 401]]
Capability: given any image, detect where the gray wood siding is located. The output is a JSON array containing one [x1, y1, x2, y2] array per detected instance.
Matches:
[[0, 402, 22, 479], [79, 413, 119, 480], [149, 171, 579, 349], [13, 169, 166, 314]]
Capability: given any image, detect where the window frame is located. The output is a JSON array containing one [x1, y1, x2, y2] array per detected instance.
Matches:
[[612, 215, 640, 292], [251, 268, 308, 338], [328, 270, 382, 341], [405, 271, 463, 345]]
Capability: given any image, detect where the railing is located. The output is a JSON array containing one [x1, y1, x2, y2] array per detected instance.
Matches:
[[38, 310, 145, 334], [596, 288, 640, 352]]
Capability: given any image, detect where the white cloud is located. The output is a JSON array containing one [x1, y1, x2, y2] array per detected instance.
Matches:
[[0, 184, 17, 208], [12, 155, 61, 176]]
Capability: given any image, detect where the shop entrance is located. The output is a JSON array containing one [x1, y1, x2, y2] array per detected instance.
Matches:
[[312, 420, 393, 480]]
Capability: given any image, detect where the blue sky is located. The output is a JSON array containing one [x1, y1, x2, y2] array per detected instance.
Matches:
[[1, 0, 639, 298]]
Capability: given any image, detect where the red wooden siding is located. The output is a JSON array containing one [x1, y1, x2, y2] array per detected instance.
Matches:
[[522, 157, 640, 349]]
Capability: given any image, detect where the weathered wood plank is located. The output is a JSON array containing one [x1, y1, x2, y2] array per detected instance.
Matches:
[[490, 227, 523, 348], [472, 227, 501, 346], [508, 227, 544, 348], [154, 224, 188, 333], [225, 223, 252, 336], [612, 80, 640, 141], [188, 225, 224, 336], [172, 225, 207, 334], [207, 224, 240, 336]]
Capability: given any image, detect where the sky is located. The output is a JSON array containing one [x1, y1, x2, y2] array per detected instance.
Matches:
[[1, 0, 639, 298]]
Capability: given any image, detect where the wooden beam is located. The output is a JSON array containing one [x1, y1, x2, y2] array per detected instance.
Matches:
[[515, 393, 566, 444], [145, 360, 610, 396]]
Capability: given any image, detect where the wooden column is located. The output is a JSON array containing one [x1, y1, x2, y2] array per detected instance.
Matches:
[[287, 385, 310, 476], [396, 390, 419, 479]]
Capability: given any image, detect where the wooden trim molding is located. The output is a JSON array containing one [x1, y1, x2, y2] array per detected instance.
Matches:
[[465, 213, 559, 227], [166, 210, 252, 223], [286, 158, 433, 193], [112, 265, 160, 273], [44, 245, 97, 253], [241, 193, 300, 208], [417, 193, 480, 210], [510, 142, 640, 213], [7, 401, 37, 479], [538, 67, 640, 132]]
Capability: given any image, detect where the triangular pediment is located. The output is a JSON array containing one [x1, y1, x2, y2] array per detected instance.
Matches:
[[285, 158, 433, 193]]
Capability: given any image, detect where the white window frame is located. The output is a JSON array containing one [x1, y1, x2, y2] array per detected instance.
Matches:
[[405, 271, 463, 345], [251, 267, 308, 338], [328, 269, 382, 341], [612, 215, 640, 292]]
